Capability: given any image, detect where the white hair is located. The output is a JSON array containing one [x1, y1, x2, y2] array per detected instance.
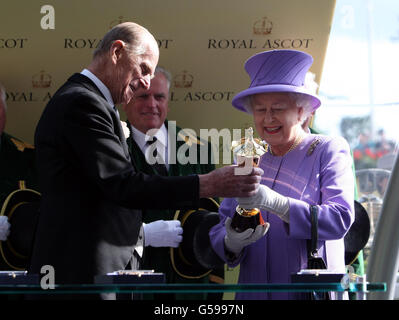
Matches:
[[0, 83, 6, 109], [241, 96, 253, 114], [154, 66, 172, 91], [244, 92, 314, 124], [287, 93, 314, 123]]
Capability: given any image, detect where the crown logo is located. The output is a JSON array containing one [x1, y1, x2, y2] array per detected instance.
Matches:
[[173, 71, 193, 88], [32, 70, 51, 88], [109, 16, 129, 29], [253, 16, 273, 35]]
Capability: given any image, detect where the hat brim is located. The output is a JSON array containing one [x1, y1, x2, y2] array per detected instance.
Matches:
[[192, 211, 225, 270], [170, 198, 223, 279], [232, 84, 321, 114], [0, 188, 41, 271], [344, 200, 371, 265]]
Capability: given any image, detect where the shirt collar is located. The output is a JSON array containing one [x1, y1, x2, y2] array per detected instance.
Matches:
[[130, 123, 168, 152], [81, 69, 115, 108]]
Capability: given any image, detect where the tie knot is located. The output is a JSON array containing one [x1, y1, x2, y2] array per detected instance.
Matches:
[[147, 136, 158, 145]]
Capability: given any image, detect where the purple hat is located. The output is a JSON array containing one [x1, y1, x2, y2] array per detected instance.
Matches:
[[232, 49, 321, 113]]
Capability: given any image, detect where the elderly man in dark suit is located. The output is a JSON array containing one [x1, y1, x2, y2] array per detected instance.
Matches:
[[30, 22, 262, 299]]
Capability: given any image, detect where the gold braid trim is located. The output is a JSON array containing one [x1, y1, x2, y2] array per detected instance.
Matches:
[[10, 138, 34, 152], [170, 198, 220, 280]]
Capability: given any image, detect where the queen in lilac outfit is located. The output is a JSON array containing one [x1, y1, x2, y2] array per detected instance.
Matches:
[[209, 50, 354, 300]]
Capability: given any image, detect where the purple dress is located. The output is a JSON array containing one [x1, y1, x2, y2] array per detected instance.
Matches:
[[209, 134, 355, 300]]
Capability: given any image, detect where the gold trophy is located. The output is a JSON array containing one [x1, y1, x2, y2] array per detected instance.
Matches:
[[231, 127, 267, 233]]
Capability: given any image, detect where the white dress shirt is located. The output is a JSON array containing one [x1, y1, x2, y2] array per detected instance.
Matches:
[[130, 123, 169, 170]]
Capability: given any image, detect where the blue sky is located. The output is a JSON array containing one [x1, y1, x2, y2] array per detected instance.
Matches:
[[316, 0, 399, 140]]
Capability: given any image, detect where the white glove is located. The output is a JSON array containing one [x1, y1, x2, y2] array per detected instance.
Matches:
[[0, 216, 11, 241], [237, 184, 290, 223], [224, 217, 269, 257], [143, 220, 183, 248]]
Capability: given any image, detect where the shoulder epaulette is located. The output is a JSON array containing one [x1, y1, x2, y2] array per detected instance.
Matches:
[[10, 138, 35, 152], [177, 131, 204, 146]]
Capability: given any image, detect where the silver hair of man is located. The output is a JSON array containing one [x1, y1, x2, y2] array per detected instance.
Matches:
[[93, 22, 154, 58], [154, 66, 172, 91], [0, 83, 6, 109]]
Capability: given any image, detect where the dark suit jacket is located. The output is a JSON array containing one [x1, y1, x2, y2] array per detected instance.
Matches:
[[30, 73, 199, 289]]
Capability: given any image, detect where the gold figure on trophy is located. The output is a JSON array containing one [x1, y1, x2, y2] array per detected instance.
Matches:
[[231, 127, 268, 232]]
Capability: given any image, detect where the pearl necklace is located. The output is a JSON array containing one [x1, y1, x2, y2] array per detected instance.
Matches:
[[268, 132, 305, 156]]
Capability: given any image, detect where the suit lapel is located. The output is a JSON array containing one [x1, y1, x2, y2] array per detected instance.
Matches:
[[114, 116, 130, 160], [68, 73, 130, 159]]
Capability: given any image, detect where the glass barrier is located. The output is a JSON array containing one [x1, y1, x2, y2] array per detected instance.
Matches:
[[0, 282, 386, 295]]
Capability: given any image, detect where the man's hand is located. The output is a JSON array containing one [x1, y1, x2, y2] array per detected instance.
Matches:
[[0, 216, 10, 241], [143, 220, 183, 248], [199, 165, 263, 198]]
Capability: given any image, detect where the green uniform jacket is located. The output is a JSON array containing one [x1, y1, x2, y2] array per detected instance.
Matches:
[[0, 132, 38, 206], [126, 121, 222, 299], [0, 132, 39, 271]]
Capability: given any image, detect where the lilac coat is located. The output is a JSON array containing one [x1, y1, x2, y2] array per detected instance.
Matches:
[[209, 134, 354, 300]]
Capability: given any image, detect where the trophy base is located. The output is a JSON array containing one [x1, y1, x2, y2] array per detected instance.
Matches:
[[230, 206, 265, 233]]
